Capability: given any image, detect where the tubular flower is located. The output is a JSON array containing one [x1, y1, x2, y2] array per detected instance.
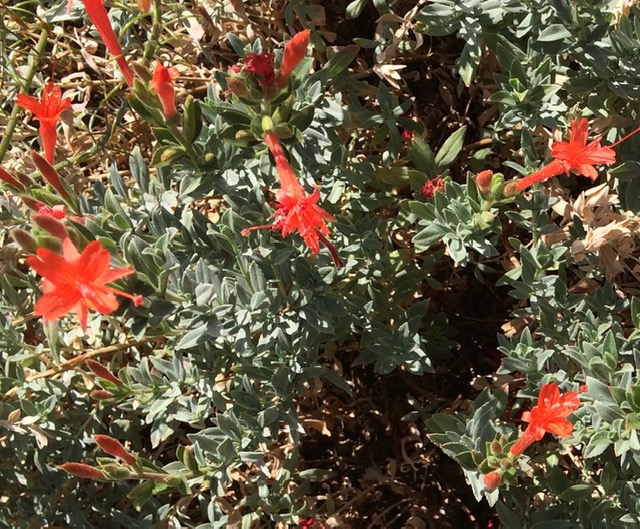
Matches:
[[150, 62, 179, 118], [27, 238, 143, 329], [510, 382, 584, 457], [276, 29, 310, 89], [514, 118, 616, 192], [71, 0, 134, 87], [15, 83, 72, 164], [242, 131, 341, 266]]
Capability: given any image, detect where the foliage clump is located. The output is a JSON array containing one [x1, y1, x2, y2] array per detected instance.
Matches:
[[2, 1, 640, 527]]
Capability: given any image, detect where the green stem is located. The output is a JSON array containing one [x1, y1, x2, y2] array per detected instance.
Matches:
[[0, 27, 49, 165], [142, 0, 162, 64]]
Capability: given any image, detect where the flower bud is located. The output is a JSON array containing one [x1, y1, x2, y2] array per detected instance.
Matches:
[[235, 129, 255, 141], [227, 76, 250, 99], [503, 181, 519, 197], [11, 229, 38, 253], [86, 359, 123, 386], [476, 169, 493, 194], [101, 464, 132, 480], [90, 389, 115, 400], [160, 146, 186, 164], [31, 150, 69, 198], [0, 167, 26, 190], [94, 435, 136, 465], [262, 115, 274, 132], [60, 462, 105, 479], [483, 471, 502, 492], [32, 213, 69, 240], [181, 445, 199, 472]]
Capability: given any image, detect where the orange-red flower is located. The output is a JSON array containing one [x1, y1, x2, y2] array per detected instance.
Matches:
[[514, 119, 616, 192], [72, 0, 134, 87], [15, 83, 72, 164], [551, 118, 617, 178], [27, 238, 143, 329], [276, 30, 310, 89], [242, 131, 341, 265], [150, 62, 179, 117], [510, 382, 584, 456]]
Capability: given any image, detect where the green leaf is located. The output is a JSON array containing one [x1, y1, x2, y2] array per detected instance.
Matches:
[[324, 45, 360, 78], [435, 126, 467, 169], [346, 0, 368, 19], [227, 33, 247, 57], [537, 24, 572, 42], [410, 136, 436, 177], [559, 484, 594, 501], [413, 223, 446, 250]]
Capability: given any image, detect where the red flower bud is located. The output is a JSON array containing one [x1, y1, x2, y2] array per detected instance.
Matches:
[[60, 462, 105, 479], [32, 213, 69, 239], [11, 229, 38, 253], [85, 359, 123, 386], [94, 434, 136, 465], [476, 169, 493, 193], [31, 150, 69, 198], [483, 471, 502, 491], [0, 167, 26, 190], [90, 389, 115, 400]]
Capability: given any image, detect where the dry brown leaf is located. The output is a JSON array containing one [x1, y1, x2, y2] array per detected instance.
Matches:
[[301, 418, 332, 436]]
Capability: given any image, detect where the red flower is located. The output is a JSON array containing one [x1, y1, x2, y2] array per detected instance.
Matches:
[[150, 62, 179, 118], [242, 131, 341, 266], [244, 52, 276, 88], [15, 83, 72, 164], [27, 238, 143, 329], [419, 176, 445, 199], [72, 0, 134, 87], [36, 204, 67, 220], [276, 30, 310, 89], [514, 119, 616, 192], [510, 382, 584, 456]]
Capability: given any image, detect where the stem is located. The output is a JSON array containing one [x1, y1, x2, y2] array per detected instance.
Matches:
[[0, 27, 49, 165], [2, 338, 151, 400], [142, 0, 163, 64], [610, 123, 640, 148]]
